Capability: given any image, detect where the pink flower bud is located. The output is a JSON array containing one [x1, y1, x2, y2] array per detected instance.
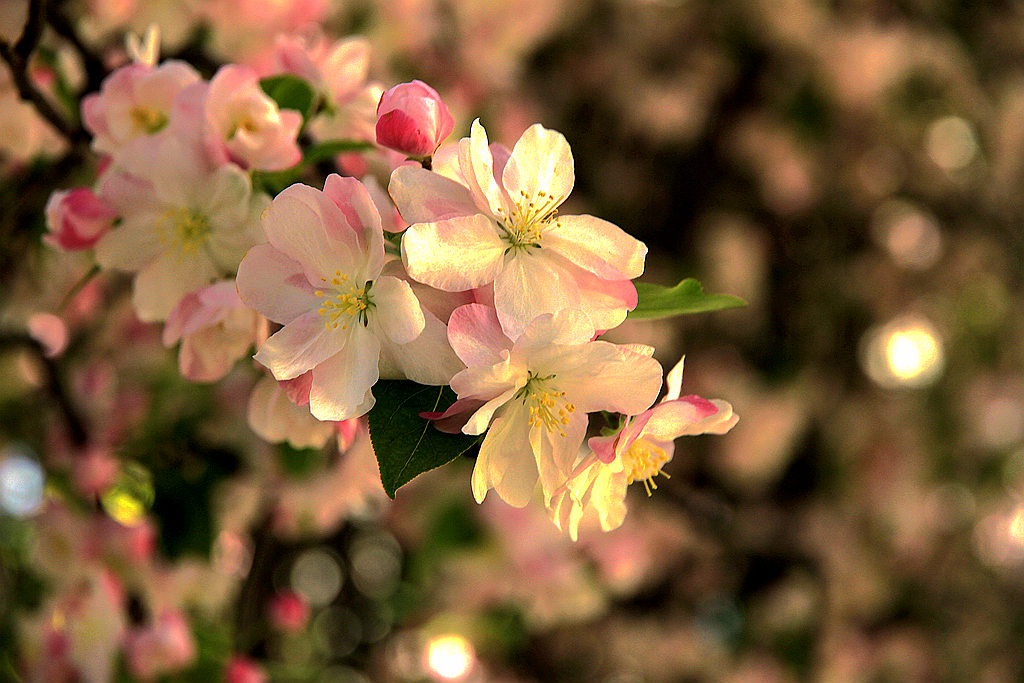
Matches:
[[225, 655, 268, 683], [268, 590, 310, 632], [375, 80, 453, 159], [44, 188, 117, 250]]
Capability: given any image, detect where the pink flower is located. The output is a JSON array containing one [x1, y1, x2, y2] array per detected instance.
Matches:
[[236, 175, 462, 421], [246, 375, 338, 449], [205, 65, 303, 171], [376, 80, 454, 158], [269, 590, 309, 632], [44, 188, 117, 250], [391, 120, 646, 339], [94, 139, 265, 322], [124, 610, 197, 680], [550, 357, 739, 539], [447, 304, 662, 506], [225, 655, 268, 683], [82, 61, 200, 156], [162, 280, 263, 382]]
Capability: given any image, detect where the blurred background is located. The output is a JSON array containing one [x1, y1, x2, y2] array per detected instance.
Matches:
[[1, 0, 1024, 680]]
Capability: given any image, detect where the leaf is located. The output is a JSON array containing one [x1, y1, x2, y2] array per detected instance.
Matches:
[[303, 139, 376, 165], [628, 278, 747, 320], [259, 74, 317, 122], [368, 381, 481, 498]]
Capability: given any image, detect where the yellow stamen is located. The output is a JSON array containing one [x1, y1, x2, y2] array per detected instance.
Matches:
[[622, 438, 671, 496], [519, 373, 575, 437], [129, 106, 168, 134], [316, 276, 373, 331], [495, 188, 565, 251], [161, 208, 211, 256]]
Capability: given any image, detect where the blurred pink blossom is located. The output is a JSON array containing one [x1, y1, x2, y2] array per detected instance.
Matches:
[[44, 188, 117, 251]]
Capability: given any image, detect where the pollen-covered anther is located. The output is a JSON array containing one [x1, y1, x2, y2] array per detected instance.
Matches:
[[316, 276, 372, 331], [525, 387, 575, 437], [623, 438, 671, 496], [162, 208, 211, 256]]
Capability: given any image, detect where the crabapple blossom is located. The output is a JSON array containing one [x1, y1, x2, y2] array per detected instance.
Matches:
[[446, 304, 662, 506], [549, 357, 738, 540], [391, 119, 647, 338], [225, 655, 269, 683], [94, 139, 266, 321], [44, 187, 117, 251], [82, 60, 200, 156], [269, 591, 310, 632], [123, 610, 197, 680], [204, 65, 303, 171], [162, 280, 264, 382], [246, 374, 338, 450], [236, 174, 462, 421], [375, 80, 454, 158]]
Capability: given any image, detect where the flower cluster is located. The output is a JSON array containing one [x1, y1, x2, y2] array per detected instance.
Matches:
[[44, 26, 737, 549]]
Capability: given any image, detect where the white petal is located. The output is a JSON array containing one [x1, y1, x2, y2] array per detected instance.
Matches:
[[371, 275, 424, 345], [401, 214, 506, 291], [377, 309, 463, 385], [544, 213, 646, 280], [556, 342, 663, 415], [389, 165, 477, 224], [530, 410, 587, 501], [308, 325, 381, 421], [236, 244, 317, 324], [254, 310, 346, 380], [493, 254, 580, 340], [132, 251, 216, 322], [93, 213, 164, 271], [664, 356, 685, 401], [472, 403, 536, 506], [502, 123, 574, 212]]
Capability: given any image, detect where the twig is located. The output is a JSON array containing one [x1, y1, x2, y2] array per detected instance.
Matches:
[[43, 3, 107, 94], [0, 0, 88, 148], [0, 331, 89, 448]]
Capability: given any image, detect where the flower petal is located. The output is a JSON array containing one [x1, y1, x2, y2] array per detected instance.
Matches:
[[502, 123, 574, 212], [254, 310, 346, 380], [472, 402, 536, 506], [544, 213, 646, 280], [458, 119, 511, 218], [493, 254, 580, 340], [555, 342, 662, 415], [447, 303, 511, 368], [261, 184, 359, 284], [401, 213, 506, 291], [323, 174, 385, 276], [388, 165, 477, 224], [236, 244, 317, 324], [371, 275, 424, 345], [377, 309, 463, 385], [93, 213, 165, 271], [132, 251, 217, 322], [308, 325, 381, 421], [530, 410, 587, 501]]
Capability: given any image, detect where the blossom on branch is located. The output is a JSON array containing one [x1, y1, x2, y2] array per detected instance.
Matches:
[[236, 175, 461, 422]]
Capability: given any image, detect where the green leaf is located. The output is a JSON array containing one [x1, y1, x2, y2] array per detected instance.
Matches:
[[628, 278, 747, 320], [259, 74, 317, 122], [368, 381, 481, 498], [303, 138, 376, 165]]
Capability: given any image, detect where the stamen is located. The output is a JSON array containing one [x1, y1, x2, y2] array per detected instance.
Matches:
[[622, 438, 671, 496], [316, 277, 374, 331], [517, 373, 575, 437]]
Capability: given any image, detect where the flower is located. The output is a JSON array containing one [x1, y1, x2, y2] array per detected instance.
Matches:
[[376, 80, 454, 158], [44, 187, 117, 251], [205, 65, 302, 171], [246, 374, 338, 450], [549, 357, 739, 540], [447, 303, 662, 506], [94, 139, 265, 321], [236, 174, 462, 421], [82, 60, 200, 157], [123, 610, 197, 680], [392, 119, 646, 338], [268, 591, 310, 632], [162, 280, 264, 382]]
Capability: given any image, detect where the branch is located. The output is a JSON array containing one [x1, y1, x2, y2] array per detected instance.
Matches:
[[44, 3, 107, 94], [0, 331, 89, 448], [0, 0, 88, 148]]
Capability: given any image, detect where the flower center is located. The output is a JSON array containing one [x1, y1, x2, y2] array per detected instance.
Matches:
[[129, 106, 168, 134], [517, 373, 575, 436], [162, 208, 211, 256], [495, 189, 565, 251], [622, 438, 671, 495], [315, 271, 373, 331]]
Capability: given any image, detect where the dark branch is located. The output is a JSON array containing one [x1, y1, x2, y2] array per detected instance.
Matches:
[[0, 332, 89, 448], [44, 4, 107, 94], [0, 0, 88, 148]]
